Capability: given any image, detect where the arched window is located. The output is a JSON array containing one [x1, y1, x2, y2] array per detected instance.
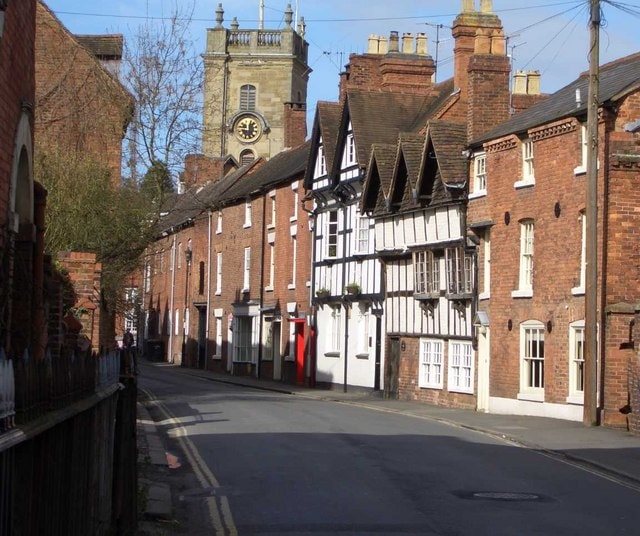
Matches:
[[239, 84, 256, 111], [240, 149, 255, 166]]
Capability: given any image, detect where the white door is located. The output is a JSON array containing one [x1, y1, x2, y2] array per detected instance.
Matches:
[[476, 328, 490, 412]]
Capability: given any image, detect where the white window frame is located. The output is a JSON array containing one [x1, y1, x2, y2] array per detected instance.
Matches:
[[178, 243, 183, 269], [184, 307, 190, 337], [289, 235, 297, 289], [419, 339, 443, 389], [512, 220, 534, 298], [290, 181, 299, 222], [345, 132, 356, 166], [471, 152, 487, 197], [356, 309, 370, 357], [568, 320, 585, 404], [287, 322, 296, 361], [325, 209, 339, 259], [445, 247, 473, 296], [216, 211, 222, 234], [479, 230, 490, 300], [243, 247, 251, 292], [572, 212, 586, 296], [519, 320, 545, 400], [574, 124, 588, 175], [174, 309, 180, 336], [414, 250, 440, 295], [244, 200, 252, 228], [315, 143, 327, 177], [329, 306, 342, 353], [268, 190, 276, 229], [214, 316, 223, 359], [266, 243, 275, 291], [215, 252, 222, 295], [515, 139, 535, 188], [355, 215, 369, 254], [448, 341, 474, 394]]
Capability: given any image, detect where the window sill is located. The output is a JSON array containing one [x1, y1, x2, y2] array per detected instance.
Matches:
[[212, 354, 222, 360], [419, 384, 443, 390], [265, 286, 274, 292], [287, 284, 295, 290], [468, 190, 487, 200], [566, 394, 584, 405], [517, 392, 544, 402], [355, 353, 369, 359], [289, 216, 298, 223], [215, 291, 222, 296], [414, 292, 441, 301], [241, 288, 250, 294], [478, 291, 490, 301], [243, 223, 251, 229], [324, 351, 340, 358], [511, 289, 533, 299], [573, 165, 586, 176], [267, 223, 275, 230], [571, 286, 585, 296], [448, 387, 474, 395], [514, 178, 535, 189]]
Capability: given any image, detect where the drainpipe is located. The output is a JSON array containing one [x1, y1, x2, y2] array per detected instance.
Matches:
[[341, 200, 349, 393], [301, 195, 316, 386], [205, 210, 212, 370], [168, 234, 177, 363], [257, 192, 267, 379]]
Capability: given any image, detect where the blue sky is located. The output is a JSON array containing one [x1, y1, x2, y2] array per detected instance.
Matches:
[[46, 0, 640, 129]]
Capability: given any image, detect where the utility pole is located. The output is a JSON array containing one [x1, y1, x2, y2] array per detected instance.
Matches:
[[584, 0, 600, 426]]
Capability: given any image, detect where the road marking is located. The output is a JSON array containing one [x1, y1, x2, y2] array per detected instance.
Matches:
[[140, 388, 238, 534]]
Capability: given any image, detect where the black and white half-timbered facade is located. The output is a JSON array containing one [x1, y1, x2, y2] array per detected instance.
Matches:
[[305, 92, 432, 390], [362, 121, 477, 407]]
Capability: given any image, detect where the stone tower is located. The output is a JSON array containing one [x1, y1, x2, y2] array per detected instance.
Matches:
[[202, 3, 310, 165]]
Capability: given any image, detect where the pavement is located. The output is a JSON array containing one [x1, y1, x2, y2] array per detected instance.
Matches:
[[136, 358, 640, 528]]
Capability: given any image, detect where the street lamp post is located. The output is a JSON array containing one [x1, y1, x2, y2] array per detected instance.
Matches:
[[181, 245, 193, 367]]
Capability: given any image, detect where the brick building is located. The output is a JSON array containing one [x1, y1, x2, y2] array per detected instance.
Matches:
[[467, 53, 640, 426], [34, 0, 133, 183], [0, 0, 41, 357], [143, 143, 312, 383]]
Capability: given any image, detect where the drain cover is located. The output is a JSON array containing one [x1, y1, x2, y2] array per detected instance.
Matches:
[[453, 490, 550, 502], [473, 492, 540, 501]]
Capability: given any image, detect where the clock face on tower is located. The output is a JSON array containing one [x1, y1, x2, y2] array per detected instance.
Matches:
[[234, 115, 262, 142]]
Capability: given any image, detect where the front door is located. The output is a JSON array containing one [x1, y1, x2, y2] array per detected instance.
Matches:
[[384, 337, 400, 399], [476, 328, 491, 412], [197, 307, 207, 369], [272, 321, 282, 380], [374, 316, 382, 390]]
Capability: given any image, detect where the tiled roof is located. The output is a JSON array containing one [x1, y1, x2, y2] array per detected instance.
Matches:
[[472, 52, 640, 145], [75, 34, 124, 59], [426, 120, 468, 186], [317, 101, 342, 173], [347, 90, 440, 166], [362, 143, 398, 216]]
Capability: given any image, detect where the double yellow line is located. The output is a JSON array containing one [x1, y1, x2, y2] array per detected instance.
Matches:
[[141, 388, 238, 535]]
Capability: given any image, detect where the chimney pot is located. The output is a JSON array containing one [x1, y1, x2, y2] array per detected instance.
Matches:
[[368, 34, 379, 54], [513, 70, 527, 94], [527, 70, 541, 95], [480, 0, 493, 13], [388, 31, 399, 53], [462, 0, 475, 12], [402, 32, 414, 54], [416, 33, 428, 55]]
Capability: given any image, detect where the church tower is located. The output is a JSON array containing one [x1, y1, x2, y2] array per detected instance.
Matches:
[[202, 3, 310, 165]]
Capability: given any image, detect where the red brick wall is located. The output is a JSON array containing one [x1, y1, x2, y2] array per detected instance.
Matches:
[[467, 54, 511, 142], [283, 103, 307, 148], [183, 154, 225, 189], [396, 337, 476, 409], [57, 251, 104, 353], [34, 2, 132, 184]]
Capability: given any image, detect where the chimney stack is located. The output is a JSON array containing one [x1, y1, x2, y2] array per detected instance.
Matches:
[[388, 31, 399, 53]]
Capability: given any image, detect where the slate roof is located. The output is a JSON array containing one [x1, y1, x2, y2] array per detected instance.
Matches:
[[472, 52, 640, 146], [75, 35, 124, 59], [156, 143, 310, 236]]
